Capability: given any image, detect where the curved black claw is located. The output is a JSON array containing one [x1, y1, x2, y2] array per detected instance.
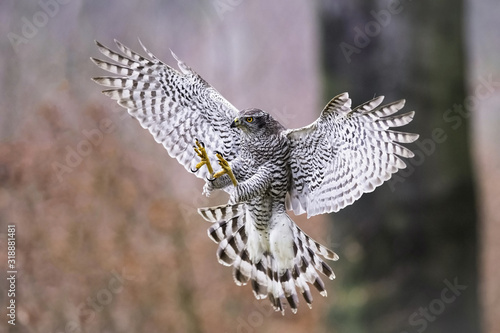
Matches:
[[195, 138, 205, 148], [214, 150, 223, 157], [191, 166, 199, 173], [206, 175, 216, 182]]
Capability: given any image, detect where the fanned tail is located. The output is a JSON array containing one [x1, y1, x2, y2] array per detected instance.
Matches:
[[198, 204, 338, 314]]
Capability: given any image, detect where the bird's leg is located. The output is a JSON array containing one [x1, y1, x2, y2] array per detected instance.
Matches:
[[212, 152, 238, 187], [191, 139, 214, 176]]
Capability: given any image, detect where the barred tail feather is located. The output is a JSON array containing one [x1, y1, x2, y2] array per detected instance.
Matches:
[[198, 204, 338, 314]]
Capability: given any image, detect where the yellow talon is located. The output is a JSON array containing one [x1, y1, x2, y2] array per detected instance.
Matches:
[[213, 153, 238, 186], [193, 140, 214, 175]]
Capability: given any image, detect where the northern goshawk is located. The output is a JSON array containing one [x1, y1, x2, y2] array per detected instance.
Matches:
[[91, 40, 418, 314]]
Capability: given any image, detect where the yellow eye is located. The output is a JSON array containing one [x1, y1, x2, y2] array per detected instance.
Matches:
[[246, 117, 254, 123]]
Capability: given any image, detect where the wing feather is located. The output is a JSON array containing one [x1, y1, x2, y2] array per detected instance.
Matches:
[[91, 40, 240, 180], [285, 93, 418, 217]]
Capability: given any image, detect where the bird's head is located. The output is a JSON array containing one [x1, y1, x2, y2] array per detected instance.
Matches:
[[231, 108, 284, 137]]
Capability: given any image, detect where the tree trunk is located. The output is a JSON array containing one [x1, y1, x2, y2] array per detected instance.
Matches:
[[467, 1, 500, 332]]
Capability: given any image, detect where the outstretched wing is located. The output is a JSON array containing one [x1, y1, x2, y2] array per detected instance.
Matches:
[[91, 40, 240, 180], [285, 92, 418, 218]]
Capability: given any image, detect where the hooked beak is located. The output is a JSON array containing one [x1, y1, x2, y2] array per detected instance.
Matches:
[[230, 117, 240, 128]]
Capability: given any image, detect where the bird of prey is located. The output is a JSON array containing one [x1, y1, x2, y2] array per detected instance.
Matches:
[[91, 40, 418, 314]]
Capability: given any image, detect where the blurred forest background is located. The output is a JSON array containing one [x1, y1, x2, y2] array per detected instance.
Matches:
[[0, 0, 498, 332]]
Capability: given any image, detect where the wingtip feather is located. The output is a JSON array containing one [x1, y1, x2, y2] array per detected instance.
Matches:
[[170, 48, 180, 61]]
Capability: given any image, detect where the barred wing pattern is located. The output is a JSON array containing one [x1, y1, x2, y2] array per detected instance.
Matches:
[[286, 93, 419, 217], [91, 40, 240, 180]]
